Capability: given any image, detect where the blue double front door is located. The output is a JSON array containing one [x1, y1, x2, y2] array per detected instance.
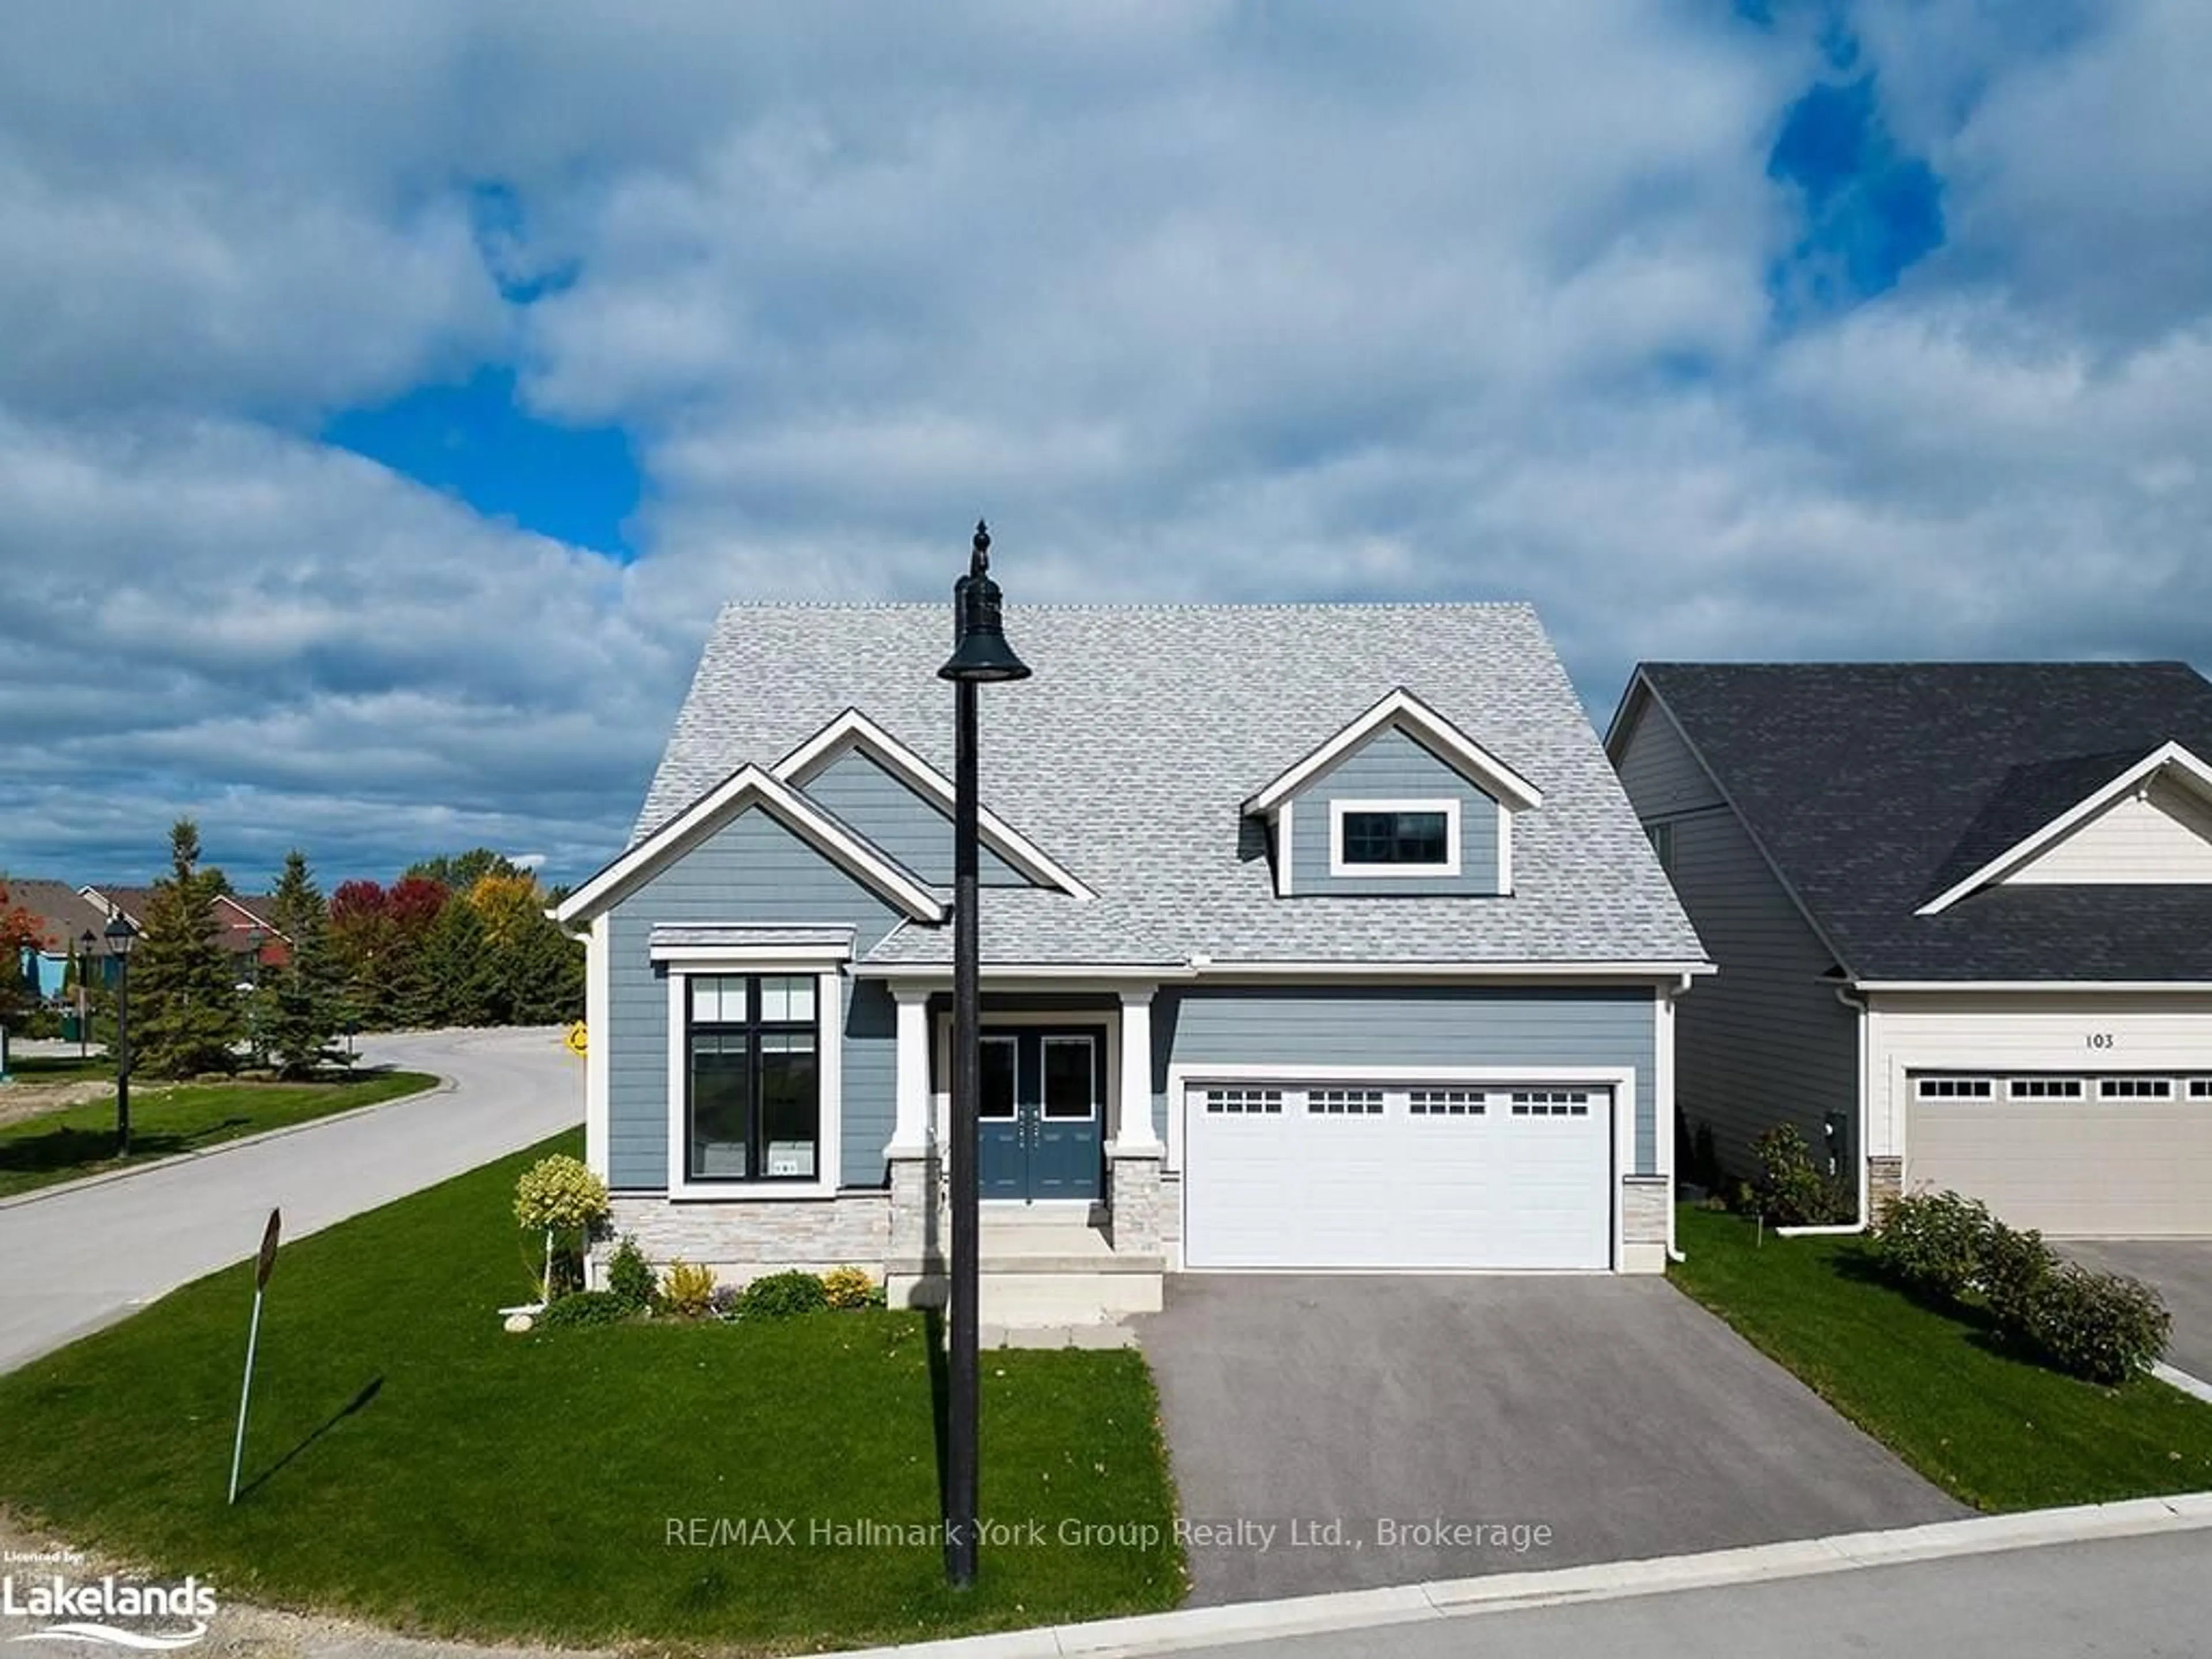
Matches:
[[978, 1027, 1104, 1202]]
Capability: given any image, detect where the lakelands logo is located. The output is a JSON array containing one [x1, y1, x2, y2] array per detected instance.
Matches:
[[1, 1572, 217, 1650]]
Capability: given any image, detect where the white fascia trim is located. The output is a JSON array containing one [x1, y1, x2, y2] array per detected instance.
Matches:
[[1242, 687, 1545, 815], [1327, 797, 1464, 879], [1851, 979, 2212, 993], [554, 763, 945, 926], [1275, 800, 1294, 897], [857, 963, 1199, 987], [665, 963, 844, 1203], [584, 912, 611, 1184], [1916, 740, 2212, 915], [772, 708, 1097, 901], [1198, 959, 1716, 982]]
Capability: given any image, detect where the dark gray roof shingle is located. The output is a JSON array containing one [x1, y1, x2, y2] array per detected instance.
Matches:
[[1637, 661, 2212, 982]]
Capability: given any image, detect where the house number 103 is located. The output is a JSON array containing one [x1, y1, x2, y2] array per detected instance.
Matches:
[[2085, 1033, 2115, 1050]]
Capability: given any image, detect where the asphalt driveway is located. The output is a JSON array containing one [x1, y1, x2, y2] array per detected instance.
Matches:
[[1139, 1275, 1963, 1606], [2060, 1241, 2212, 1382]]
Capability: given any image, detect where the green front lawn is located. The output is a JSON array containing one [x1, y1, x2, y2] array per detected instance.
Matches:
[[0, 1131, 1185, 1650], [1671, 1205, 2212, 1510], [7, 1054, 116, 1081], [0, 1071, 438, 1198]]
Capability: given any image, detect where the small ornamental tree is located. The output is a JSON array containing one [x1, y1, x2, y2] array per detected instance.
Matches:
[[133, 819, 246, 1078], [514, 1153, 610, 1304], [0, 880, 48, 1029]]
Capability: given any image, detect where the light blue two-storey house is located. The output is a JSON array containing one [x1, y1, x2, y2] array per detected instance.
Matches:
[[555, 601, 1708, 1318]]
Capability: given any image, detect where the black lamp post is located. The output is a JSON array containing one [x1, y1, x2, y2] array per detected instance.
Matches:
[[937, 519, 1031, 1589], [105, 914, 137, 1156], [76, 929, 94, 1060]]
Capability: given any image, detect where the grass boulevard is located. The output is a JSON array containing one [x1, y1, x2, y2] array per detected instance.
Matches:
[[0, 1131, 1185, 1652]]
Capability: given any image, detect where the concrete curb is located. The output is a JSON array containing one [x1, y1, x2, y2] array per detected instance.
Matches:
[[2154, 1360, 2212, 1406], [0, 1072, 455, 1212], [828, 1492, 2212, 1659]]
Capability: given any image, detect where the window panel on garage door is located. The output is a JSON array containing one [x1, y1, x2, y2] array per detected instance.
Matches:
[[1909, 1069, 2212, 1237], [1182, 1080, 1613, 1271]]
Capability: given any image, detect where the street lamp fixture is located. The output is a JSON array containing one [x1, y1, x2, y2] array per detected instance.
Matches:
[[937, 520, 1030, 1590], [105, 914, 137, 1156]]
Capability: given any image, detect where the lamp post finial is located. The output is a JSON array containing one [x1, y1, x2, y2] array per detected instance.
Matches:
[[971, 519, 990, 577]]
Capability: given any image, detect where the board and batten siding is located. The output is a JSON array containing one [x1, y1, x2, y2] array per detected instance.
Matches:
[[794, 747, 1029, 887], [1613, 697, 1855, 1180], [1285, 727, 1503, 896], [2002, 775, 2212, 886], [1155, 984, 1660, 1173], [605, 808, 907, 1191]]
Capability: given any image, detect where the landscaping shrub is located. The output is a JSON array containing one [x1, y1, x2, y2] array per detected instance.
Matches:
[[2017, 1266, 2171, 1385], [707, 1284, 741, 1320], [512, 1154, 611, 1234], [736, 1270, 830, 1320], [1978, 1219, 2056, 1327], [1869, 1190, 1991, 1298], [605, 1236, 654, 1312], [658, 1260, 718, 1319], [821, 1266, 877, 1310], [1750, 1124, 1853, 1225], [537, 1290, 631, 1329]]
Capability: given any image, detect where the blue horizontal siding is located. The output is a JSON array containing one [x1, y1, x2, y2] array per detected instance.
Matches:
[[607, 807, 907, 1191], [1156, 984, 1659, 1173]]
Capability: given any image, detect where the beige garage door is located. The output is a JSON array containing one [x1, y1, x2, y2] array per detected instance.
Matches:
[[1910, 1073, 2212, 1236]]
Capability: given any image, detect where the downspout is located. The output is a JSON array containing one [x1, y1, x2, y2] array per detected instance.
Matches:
[[1666, 972, 1689, 1264], [1774, 982, 1872, 1237]]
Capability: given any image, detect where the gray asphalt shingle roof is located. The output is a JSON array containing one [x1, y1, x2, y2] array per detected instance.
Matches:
[[1636, 661, 2212, 982], [637, 603, 1703, 968]]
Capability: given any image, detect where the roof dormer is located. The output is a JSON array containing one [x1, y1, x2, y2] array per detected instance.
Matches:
[[1243, 688, 1542, 899]]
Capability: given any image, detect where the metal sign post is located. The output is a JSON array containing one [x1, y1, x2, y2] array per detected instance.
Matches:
[[228, 1209, 282, 1505]]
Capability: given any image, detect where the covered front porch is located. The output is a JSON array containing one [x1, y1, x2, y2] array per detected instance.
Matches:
[[878, 979, 1169, 1323]]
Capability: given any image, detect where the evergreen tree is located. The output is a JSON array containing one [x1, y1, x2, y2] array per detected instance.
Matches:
[[133, 819, 245, 1078], [420, 893, 495, 1027], [260, 850, 345, 1077]]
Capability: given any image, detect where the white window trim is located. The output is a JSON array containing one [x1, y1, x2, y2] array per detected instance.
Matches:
[[1328, 797, 1463, 878], [666, 963, 844, 1202]]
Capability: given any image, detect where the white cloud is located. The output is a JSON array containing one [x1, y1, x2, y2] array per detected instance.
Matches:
[[0, 4, 2208, 885]]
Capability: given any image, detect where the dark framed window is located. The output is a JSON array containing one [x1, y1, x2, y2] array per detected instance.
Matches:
[[687, 974, 820, 1182], [1339, 810, 1451, 867]]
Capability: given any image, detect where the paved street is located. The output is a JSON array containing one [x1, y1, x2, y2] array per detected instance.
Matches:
[[1158, 1529, 2212, 1659], [0, 1028, 579, 1373], [1140, 1274, 1962, 1605]]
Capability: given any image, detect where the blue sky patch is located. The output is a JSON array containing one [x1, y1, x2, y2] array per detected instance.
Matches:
[[323, 366, 642, 558], [1768, 74, 1944, 310]]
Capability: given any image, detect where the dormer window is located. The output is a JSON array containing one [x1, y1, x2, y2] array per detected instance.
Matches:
[[1330, 799, 1461, 877]]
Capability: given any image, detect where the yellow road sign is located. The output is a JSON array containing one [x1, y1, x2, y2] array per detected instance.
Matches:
[[565, 1022, 588, 1058]]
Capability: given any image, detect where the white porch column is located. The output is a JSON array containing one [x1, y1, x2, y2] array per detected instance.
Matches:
[[1112, 987, 1162, 1150], [887, 986, 933, 1156]]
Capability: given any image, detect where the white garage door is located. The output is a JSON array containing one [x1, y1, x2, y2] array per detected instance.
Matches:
[[1183, 1078, 1613, 1270], [1911, 1072, 2212, 1237]]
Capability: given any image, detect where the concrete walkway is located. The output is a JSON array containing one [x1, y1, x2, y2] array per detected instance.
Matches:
[[0, 1027, 579, 1373]]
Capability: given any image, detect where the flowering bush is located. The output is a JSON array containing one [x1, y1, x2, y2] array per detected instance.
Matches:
[[821, 1266, 878, 1310], [513, 1155, 610, 1233], [2017, 1266, 2171, 1385], [1869, 1190, 1993, 1298]]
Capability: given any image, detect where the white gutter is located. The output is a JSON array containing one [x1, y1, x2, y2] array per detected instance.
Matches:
[[1775, 982, 1873, 1237]]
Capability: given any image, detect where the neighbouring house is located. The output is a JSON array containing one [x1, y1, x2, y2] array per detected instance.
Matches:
[[79, 885, 291, 981], [555, 602, 1709, 1317], [6, 880, 118, 999], [1608, 661, 2212, 1238]]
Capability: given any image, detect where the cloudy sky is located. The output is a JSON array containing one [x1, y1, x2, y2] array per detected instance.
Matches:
[[5, 2, 2209, 892]]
